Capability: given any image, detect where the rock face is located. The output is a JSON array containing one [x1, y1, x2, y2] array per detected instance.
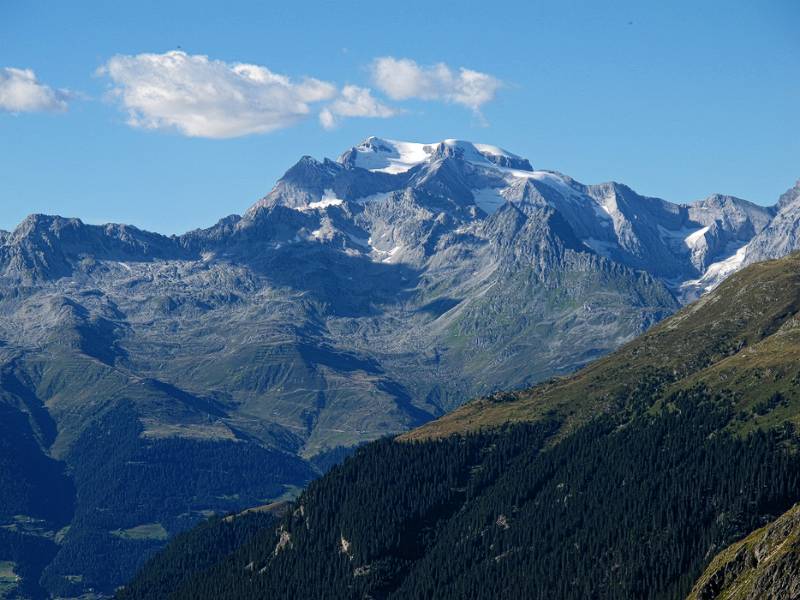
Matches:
[[744, 180, 800, 264], [0, 136, 793, 597], [687, 503, 800, 600]]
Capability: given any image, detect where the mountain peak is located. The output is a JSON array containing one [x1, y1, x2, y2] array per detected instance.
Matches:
[[337, 137, 437, 174], [9, 213, 83, 241], [338, 137, 533, 174], [777, 178, 800, 209]]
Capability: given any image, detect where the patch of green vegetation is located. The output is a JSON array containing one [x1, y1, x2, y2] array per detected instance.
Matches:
[[215, 494, 240, 502], [0, 515, 58, 541], [110, 523, 169, 542], [54, 525, 71, 545], [0, 561, 20, 597], [268, 484, 303, 504]]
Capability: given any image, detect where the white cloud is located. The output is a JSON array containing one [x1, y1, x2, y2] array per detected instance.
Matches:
[[0, 67, 70, 113], [371, 57, 502, 113], [95, 51, 496, 137], [319, 85, 397, 130], [98, 51, 339, 138]]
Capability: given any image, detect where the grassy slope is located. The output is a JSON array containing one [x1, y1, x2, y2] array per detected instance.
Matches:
[[404, 253, 800, 441]]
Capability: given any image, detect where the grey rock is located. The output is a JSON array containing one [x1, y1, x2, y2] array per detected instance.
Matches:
[[744, 180, 800, 264]]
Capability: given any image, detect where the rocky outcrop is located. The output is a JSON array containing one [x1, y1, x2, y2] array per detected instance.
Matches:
[[744, 180, 800, 265], [688, 503, 800, 600]]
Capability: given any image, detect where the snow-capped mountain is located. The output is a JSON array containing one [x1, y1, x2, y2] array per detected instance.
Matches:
[[242, 136, 775, 301], [0, 136, 795, 597]]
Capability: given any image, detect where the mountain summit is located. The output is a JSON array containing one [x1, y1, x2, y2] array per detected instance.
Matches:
[[242, 137, 775, 301], [337, 137, 534, 173]]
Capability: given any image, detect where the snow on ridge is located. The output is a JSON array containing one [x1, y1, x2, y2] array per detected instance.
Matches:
[[346, 137, 436, 174], [473, 142, 522, 159], [344, 137, 529, 175], [524, 171, 583, 199]]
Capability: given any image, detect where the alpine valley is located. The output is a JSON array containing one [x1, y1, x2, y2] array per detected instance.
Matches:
[[120, 244, 800, 600], [1, 137, 798, 598]]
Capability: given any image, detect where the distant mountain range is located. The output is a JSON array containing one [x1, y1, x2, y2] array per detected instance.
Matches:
[[0, 136, 797, 597]]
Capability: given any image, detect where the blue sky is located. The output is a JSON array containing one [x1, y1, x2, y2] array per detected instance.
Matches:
[[1, 0, 798, 234]]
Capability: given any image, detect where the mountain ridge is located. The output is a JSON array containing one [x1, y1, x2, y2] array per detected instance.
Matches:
[[5, 137, 784, 301]]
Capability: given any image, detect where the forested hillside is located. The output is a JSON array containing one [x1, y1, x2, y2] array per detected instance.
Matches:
[[119, 252, 800, 599]]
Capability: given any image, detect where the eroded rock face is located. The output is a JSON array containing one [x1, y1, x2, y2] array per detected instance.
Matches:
[[688, 503, 800, 600], [745, 180, 800, 265]]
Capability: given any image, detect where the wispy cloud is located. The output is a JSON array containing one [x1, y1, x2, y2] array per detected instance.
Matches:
[[371, 57, 502, 116], [0, 67, 70, 113], [319, 85, 397, 130], [98, 51, 338, 138]]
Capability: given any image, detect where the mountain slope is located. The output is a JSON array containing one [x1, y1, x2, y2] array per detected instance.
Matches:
[[119, 251, 800, 600], [687, 502, 800, 600], [0, 138, 794, 596], [405, 252, 800, 441]]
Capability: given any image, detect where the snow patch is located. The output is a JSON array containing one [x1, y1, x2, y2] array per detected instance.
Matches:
[[308, 198, 343, 210], [382, 245, 402, 262], [679, 243, 748, 300], [297, 189, 344, 211], [353, 192, 392, 204], [347, 233, 370, 248], [344, 137, 529, 176], [369, 240, 402, 262], [684, 226, 710, 247], [698, 243, 748, 282], [658, 224, 710, 252], [474, 143, 519, 158], [583, 238, 618, 257], [346, 137, 435, 174], [339, 535, 352, 558], [504, 169, 587, 203], [472, 187, 507, 215]]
